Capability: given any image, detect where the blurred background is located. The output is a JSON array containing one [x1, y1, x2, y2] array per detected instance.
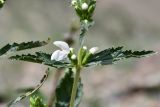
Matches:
[[0, 0, 160, 107]]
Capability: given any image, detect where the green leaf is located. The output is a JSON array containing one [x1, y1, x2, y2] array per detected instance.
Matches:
[[30, 94, 46, 107], [0, 39, 50, 57], [86, 47, 155, 66], [9, 52, 71, 68], [0, 0, 5, 8], [8, 68, 49, 107], [55, 68, 83, 107]]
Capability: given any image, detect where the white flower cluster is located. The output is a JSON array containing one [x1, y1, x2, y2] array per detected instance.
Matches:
[[51, 41, 98, 63], [71, 0, 88, 10]]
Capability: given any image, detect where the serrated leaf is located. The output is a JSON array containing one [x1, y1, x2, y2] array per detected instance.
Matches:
[[9, 52, 71, 68], [86, 47, 155, 66], [17, 87, 45, 100], [8, 68, 49, 107], [0, 0, 5, 8], [55, 68, 83, 107], [16, 87, 35, 93], [0, 39, 50, 57]]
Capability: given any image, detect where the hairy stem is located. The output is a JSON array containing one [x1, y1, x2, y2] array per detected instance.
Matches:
[[69, 66, 81, 107]]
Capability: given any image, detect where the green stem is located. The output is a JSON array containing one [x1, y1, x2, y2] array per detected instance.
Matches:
[[78, 48, 83, 66], [69, 66, 81, 107]]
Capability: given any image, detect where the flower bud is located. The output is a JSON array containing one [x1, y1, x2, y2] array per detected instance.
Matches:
[[0, 0, 4, 4], [71, 54, 77, 65], [88, 5, 95, 14], [83, 46, 87, 50], [71, 54, 77, 60], [81, 46, 87, 60], [70, 48, 74, 53], [83, 19, 89, 25], [71, 0, 77, 6], [89, 47, 99, 54], [81, 3, 88, 10], [82, 47, 98, 65]]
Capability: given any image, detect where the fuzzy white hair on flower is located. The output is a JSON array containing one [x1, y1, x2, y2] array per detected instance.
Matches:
[[51, 41, 70, 61], [89, 47, 99, 54], [81, 3, 88, 10]]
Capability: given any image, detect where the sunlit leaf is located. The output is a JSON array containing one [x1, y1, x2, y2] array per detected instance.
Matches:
[[55, 68, 83, 107], [30, 94, 46, 107], [86, 47, 155, 66], [10, 52, 71, 68], [8, 68, 49, 107], [0, 39, 50, 57]]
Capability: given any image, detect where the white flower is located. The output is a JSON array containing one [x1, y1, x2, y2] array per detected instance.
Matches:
[[51, 41, 70, 61], [82, 3, 88, 10], [89, 47, 99, 54]]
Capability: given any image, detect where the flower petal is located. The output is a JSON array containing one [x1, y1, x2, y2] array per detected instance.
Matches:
[[51, 50, 68, 61], [53, 41, 70, 52]]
